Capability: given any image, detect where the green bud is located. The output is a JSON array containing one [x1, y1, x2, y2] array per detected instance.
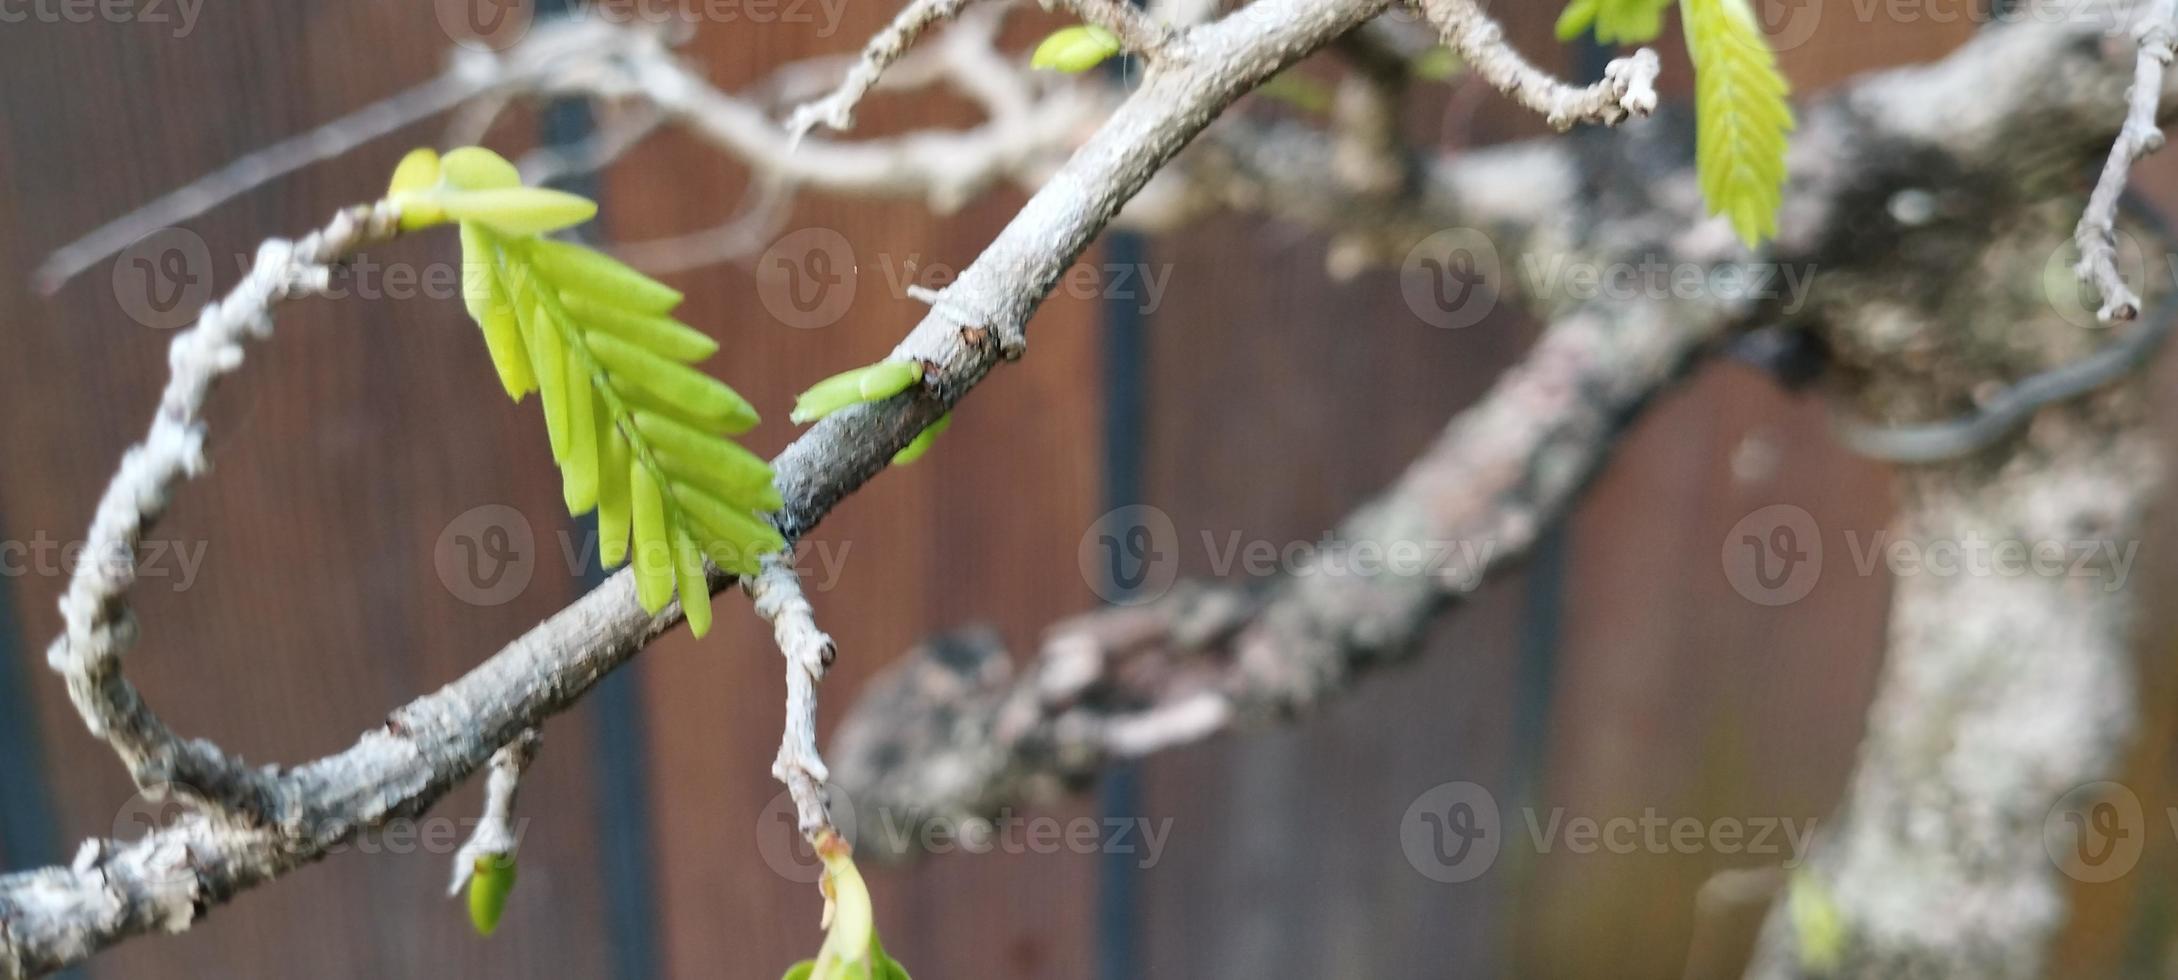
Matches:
[[1031, 24, 1122, 73], [467, 853, 517, 937]]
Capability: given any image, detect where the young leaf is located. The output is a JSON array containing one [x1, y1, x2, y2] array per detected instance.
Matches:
[[1032, 24, 1121, 73], [467, 854, 517, 937], [529, 238, 684, 313], [459, 224, 536, 398], [1557, 0, 1674, 44], [438, 187, 599, 236], [599, 417, 633, 567], [562, 292, 718, 362], [630, 462, 676, 614], [416, 146, 784, 632], [891, 413, 951, 465], [588, 331, 759, 433], [792, 832, 912, 980], [791, 361, 925, 424], [440, 146, 522, 190], [1681, 0, 1794, 247]]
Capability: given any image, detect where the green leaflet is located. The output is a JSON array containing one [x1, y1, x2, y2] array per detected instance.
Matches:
[[1556, 0, 1673, 43], [467, 854, 517, 937], [1031, 24, 1121, 73], [588, 331, 759, 433], [790, 360, 925, 424], [1681, 0, 1793, 247], [529, 238, 684, 313], [562, 292, 717, 363], [402, 146, 784, 635]]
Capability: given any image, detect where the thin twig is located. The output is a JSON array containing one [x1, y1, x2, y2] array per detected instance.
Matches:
[[43, 202, 402, 818], [2073, 0, 2176, 322], [784, 0, 980, 140], [448, 730, 541, 896], [747, 559, 839, 836], [1415, 0, 1659, 130]]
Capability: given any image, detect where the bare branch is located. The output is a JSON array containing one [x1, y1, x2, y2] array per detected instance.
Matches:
[[44, 202, 402, 819], [447, 730, 540, 897], [1415, 0, 1659, 130], [784, 0, 979, 140], [2073, 0, 2176, 321], [747, 560, 839, 836]]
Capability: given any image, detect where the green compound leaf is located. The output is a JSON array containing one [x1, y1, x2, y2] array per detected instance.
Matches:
[[467, 854, 517, 937], [1032, 24, 1121, 73], [790, 360, 925, 425], [1556, 0, 1674, 44], [403, 147, 786, 634], [1681, 0, 1794, 247]]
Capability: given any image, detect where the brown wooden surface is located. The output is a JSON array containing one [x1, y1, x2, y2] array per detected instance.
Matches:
[[0, 4, 2171, 980]]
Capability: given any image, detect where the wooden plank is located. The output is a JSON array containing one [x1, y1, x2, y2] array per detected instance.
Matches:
[[0, 6, 617, 977]]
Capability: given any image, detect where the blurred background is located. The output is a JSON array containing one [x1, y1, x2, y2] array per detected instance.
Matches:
[[4, 2, 2178, 978]]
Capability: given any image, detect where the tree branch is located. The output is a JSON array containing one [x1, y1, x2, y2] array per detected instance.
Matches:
[[0, 1, 1393, 974], [2074, 0, 2176, 322]]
